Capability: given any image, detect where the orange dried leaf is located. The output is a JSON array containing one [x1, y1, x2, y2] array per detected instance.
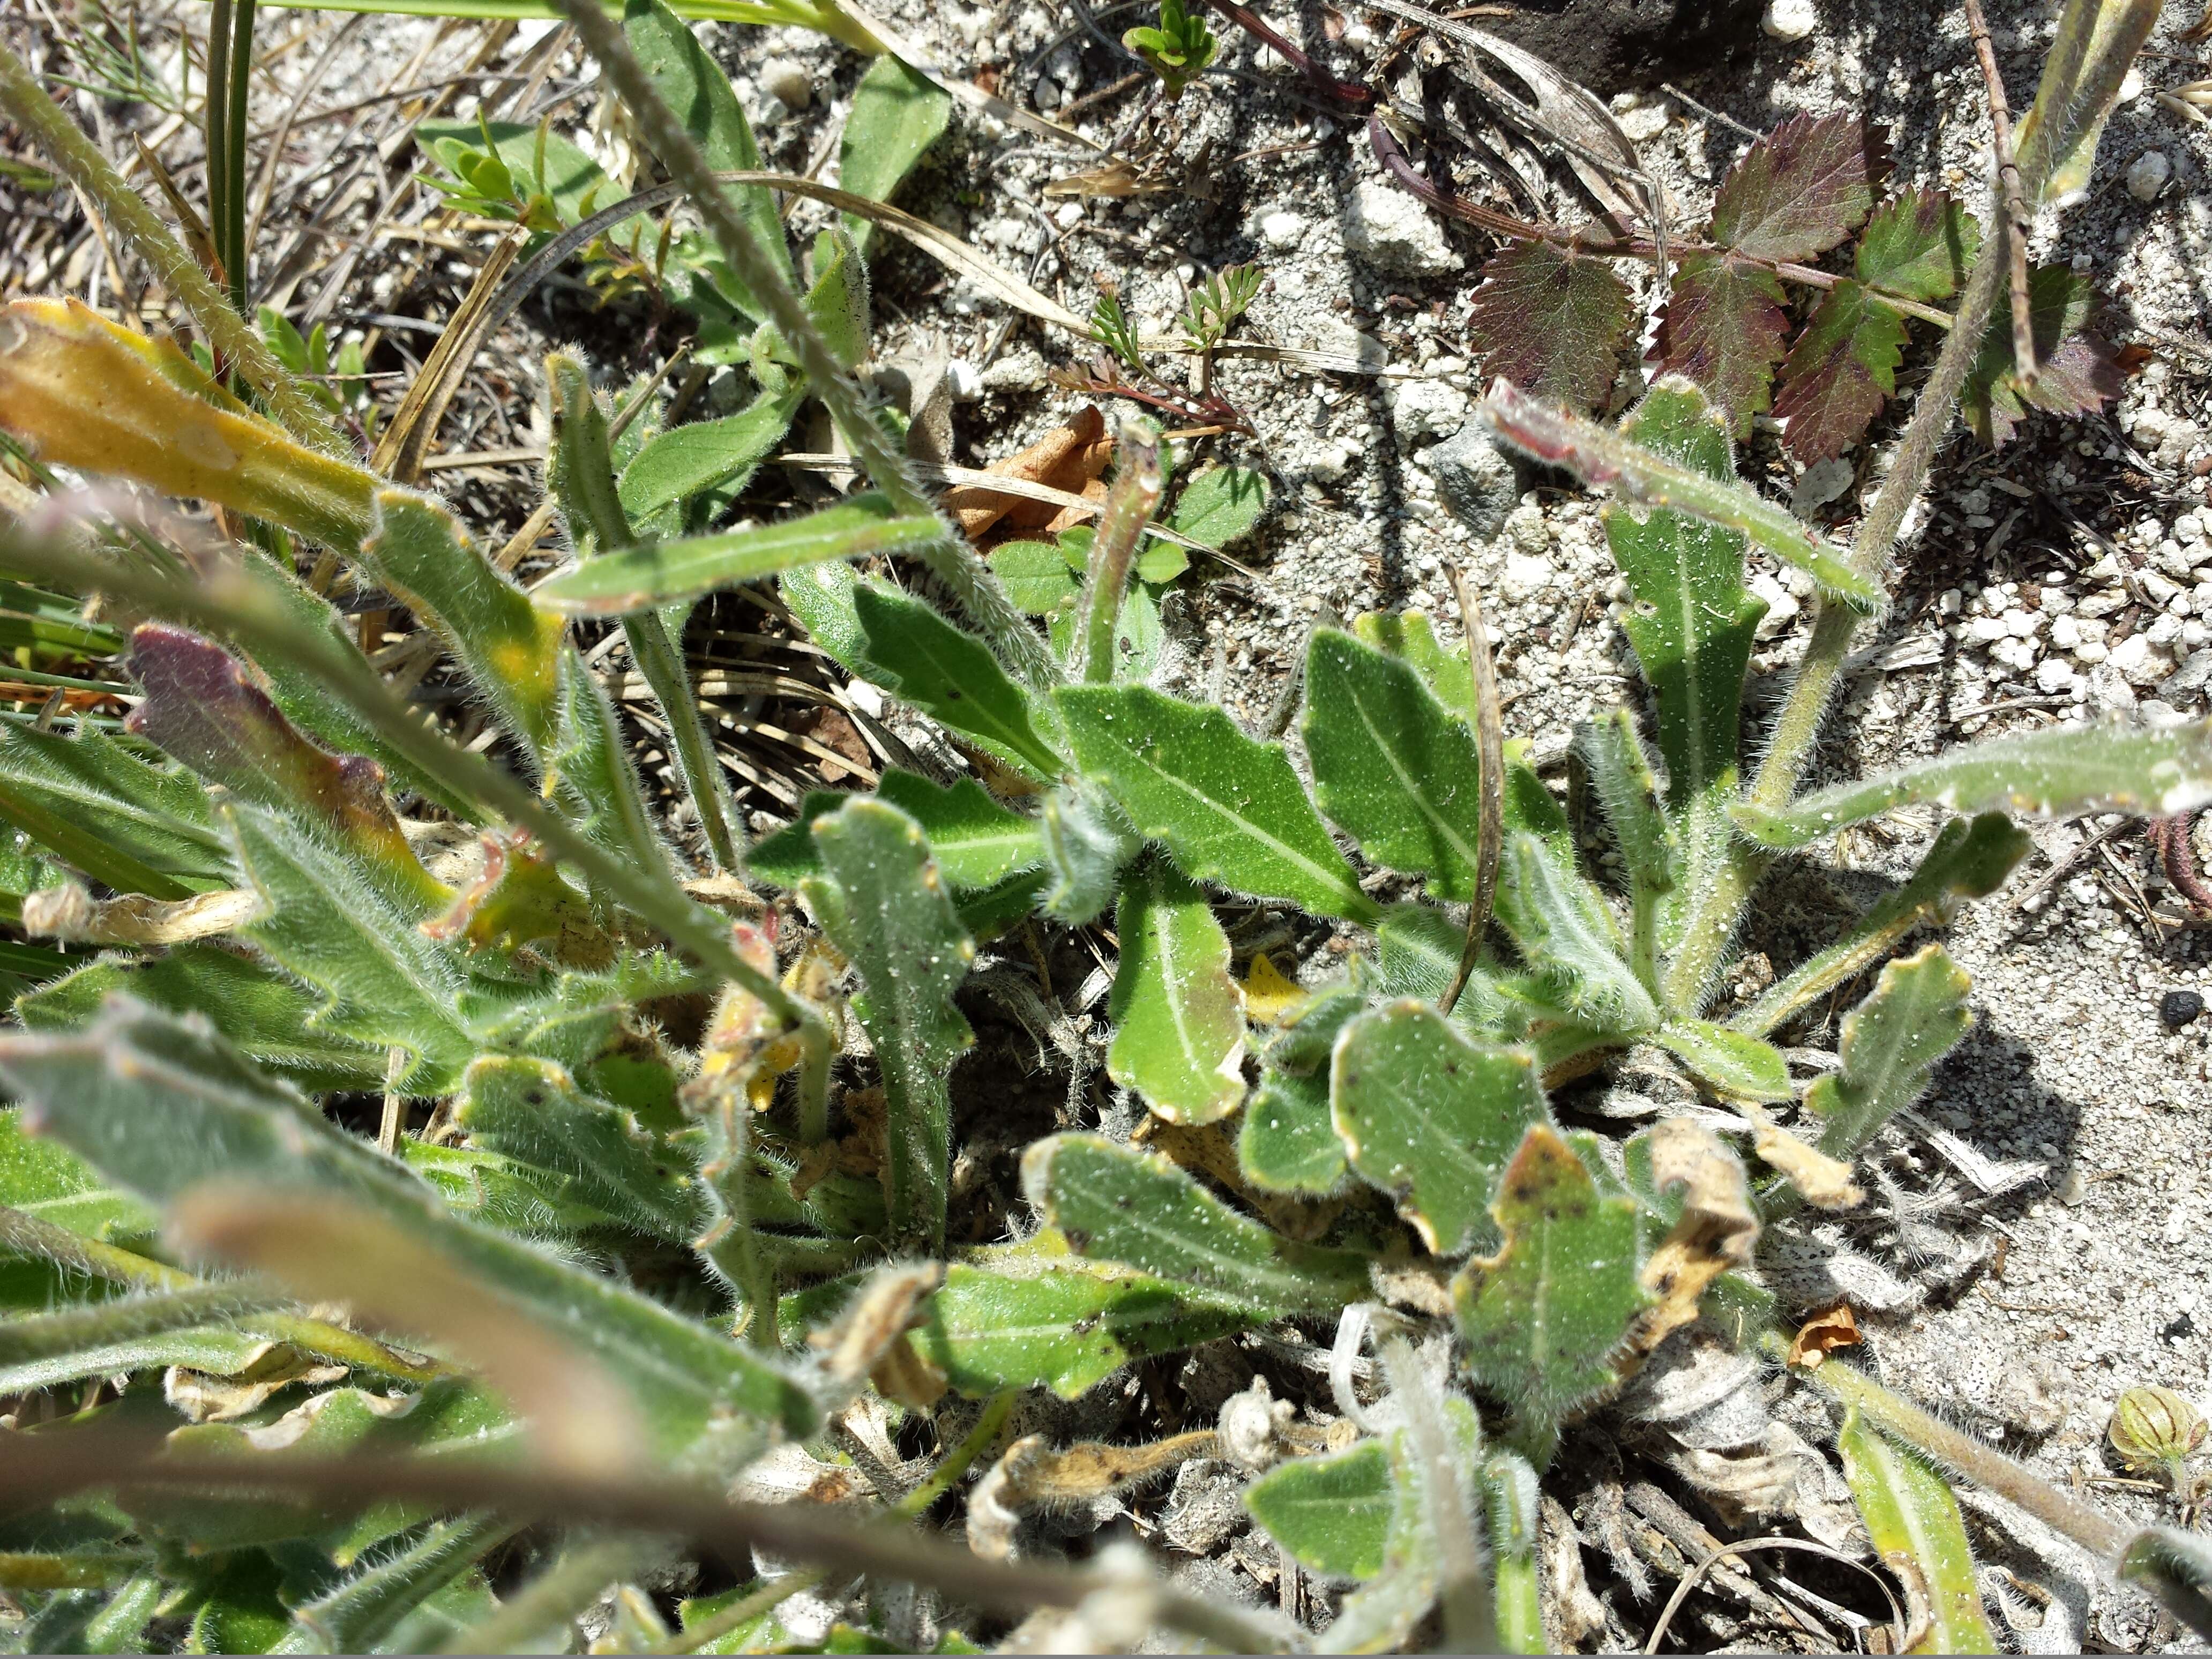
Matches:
[[1787, 1303, 1862, 1369], [945, 405, 1108, 537]]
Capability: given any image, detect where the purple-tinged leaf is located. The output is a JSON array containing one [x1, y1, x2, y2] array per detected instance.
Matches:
[[126, 624, 449, 910], [1960, 266, 2124, 445], [1465, 242, 1635, 413], [1854, 189, 1981, 302], [1650, 252, 1790, 436], [1709, 112, 1887, 263], [1773, 280, 1909, 464]]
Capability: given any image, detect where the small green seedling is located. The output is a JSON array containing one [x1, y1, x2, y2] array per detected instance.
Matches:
[[1123, 0, 1219, 100]]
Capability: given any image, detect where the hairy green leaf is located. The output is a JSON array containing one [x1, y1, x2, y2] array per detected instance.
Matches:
[[1733, 719, 2212, 847], [1352, 607, 1474, 714], [1022, 1133, 1371, 1312], [1452, 1125, 1651, 1462], [1240, 987, 1363, 1195], [550, 648, 677, 881], [804, 227, 871, 370], [1333, 1001, 1551, 1256], [1655, 1019, 1793, 1102], [0, 999, 817, 1441], [0, 723, 228, 898], [0, 1109, 158, 1245], [853, 584, 1065, 779], [1496, 832, 1656, 1035], [989, 540, 1080, 616], [1837, 1403, 1997, 1654], [1708, 111, 1882, 263], [1056, 685, 1378, 923], [358, 490, 566, 760], [804, 798, 976, 1253], [838, 56, 951, 250], [1157, 463, 1269, 552], [417, 119, 608, 223], [612, 387, 806, 530], [1806, 944, 1971, 1157], [1244, 1440, 1395, 1580], [1304, 627, 1488, 901], [1466, 240, 1635, 412], [752, 771, 1041, 895], [456, 1055, 705, 1244], [1108, 860, 1246, 1125]]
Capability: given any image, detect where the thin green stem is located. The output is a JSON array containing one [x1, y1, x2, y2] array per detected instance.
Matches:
[[205, 0, 234, 295], [1073, 419, 1161, 683], [0, 37, 342, 455], [1769, 1332, 2131, 1561], [440, 1536, 671, 1655], [542, 0, 1057, 689], [223, 0, 257, 313]]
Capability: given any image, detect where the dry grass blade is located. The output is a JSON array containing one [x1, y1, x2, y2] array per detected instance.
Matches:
[[370, 230, 523, 483], [1640, 1537, 1907, 1654]]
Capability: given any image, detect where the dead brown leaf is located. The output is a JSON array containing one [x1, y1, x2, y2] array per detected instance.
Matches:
[[1623, 1119, 1759, 1365], [943, 406, 1110, 540], [1785, 1303, 1862, 1370], [1752, 1120, 1866, 1210]]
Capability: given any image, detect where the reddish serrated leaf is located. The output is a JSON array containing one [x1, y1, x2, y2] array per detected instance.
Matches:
[[1651, 252, 1790, 436], [1960, 266, 2123, 445], [1710, 112, 1887, 263], [1465, 241, 1636, 413], [1854, 189, 1981, 302], [126, 624, 449, 908], [1773, 280, 1909, 463]]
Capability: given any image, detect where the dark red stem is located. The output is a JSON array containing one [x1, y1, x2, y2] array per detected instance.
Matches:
[[1205, 0, 1373, 113]]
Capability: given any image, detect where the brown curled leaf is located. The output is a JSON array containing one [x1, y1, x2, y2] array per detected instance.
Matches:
[[1752, 1119, 1866, 1209], [1785, 1302, 1862, 1369], [943, 406, 1110, 539], [1621, 1119, 1758, 1365]]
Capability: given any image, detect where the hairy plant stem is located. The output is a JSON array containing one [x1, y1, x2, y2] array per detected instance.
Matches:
[[0, 527, 826, 1057], [543, 0, 1059, 690], [0, 38, 343, 457], [1660, 208, 2006, 1015], [1770, 1333, 2131, 1561], [1073, 419, 1162, 683]]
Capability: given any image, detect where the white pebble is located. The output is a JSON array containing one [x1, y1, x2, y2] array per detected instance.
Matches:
[[759, 58, 812, 111], [1260, 210, 1306, 251], [1762, 0, 1817, 40], [2126, 150, 2170, 202]]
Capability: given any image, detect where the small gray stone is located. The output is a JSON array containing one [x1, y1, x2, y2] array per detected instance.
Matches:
[[1417, 425, 1520, 540], [2158, 646, 2212, 699], [1341, 180, 1462, 278]]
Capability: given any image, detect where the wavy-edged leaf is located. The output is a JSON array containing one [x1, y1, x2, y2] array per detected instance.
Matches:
[[1451, 1125, 1651, 1462], [0, 724, 228, 899], [125, 624, 446, 909], [1708, 111, 1884, 262], [455, 1055, 705, 1244], [1731, 719, 2212, 848], [1466, 240, 1635, 412], [1240, 987, 1363, 1195], [1773, 279, 1909, 464], [803, 797, 976, 1253], [1806, 944, 1971, 1158], [906, 1235, 1283, 1400], [612, 386, 805, 529], [1244, 1440, 1395, 1580], [1108, 860, 1246, 1125], [227, 802, 475, 1090], [1959, 264, 2123, 445], [838, 55, 951, 250], [1332, 1000, 1551, 1256], [1021, 1132, 1371, 1312], [1304, 627, 1488, 901], [851, 584, 1064, 780], [1854, 188, 1980, 302], [0, 998, 817, 1443], [1353, 608, 1473, 715], [1485, 377, 1877, 608], [1650, 252, 1789, 435], [359, 490, 566, 760], [1837, 1403, 1998, 1654], [1056, 684, 1378, 923], [16, 945, 388, 1094]]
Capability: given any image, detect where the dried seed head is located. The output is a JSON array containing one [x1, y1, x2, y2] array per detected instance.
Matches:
[[2108, 1385, 2207, 1480]]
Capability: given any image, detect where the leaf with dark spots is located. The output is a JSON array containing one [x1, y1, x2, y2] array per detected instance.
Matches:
[[1854, 188, 1980, 302], [1772, 279, 1908, 463], [1709, 111, 1886, 263], [1650, 253, 1790, 436], [1464, 241, 1635, 413], [127, 625, 447, 911]]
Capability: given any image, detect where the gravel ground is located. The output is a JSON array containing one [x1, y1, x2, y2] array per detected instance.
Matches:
[[9, 0, 2212, 1645]]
